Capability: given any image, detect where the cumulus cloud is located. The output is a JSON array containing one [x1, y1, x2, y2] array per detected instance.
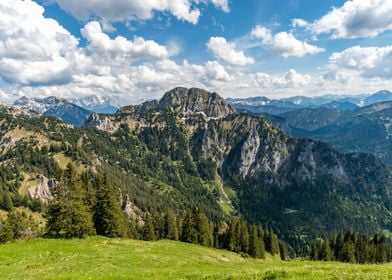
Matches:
[[0, 0, 78, 85], [255, 69, 312, 88], [305, 0, 392, 38], [291, 18, 309, 28], [0, 1, 235, 103], [329, 45, 392, 78], [81, 21, 169, 64], [251, 25, 324, 57], [210, 0, 230, 13], [50, 0, 230, 25], [207, 37, 254, 66]]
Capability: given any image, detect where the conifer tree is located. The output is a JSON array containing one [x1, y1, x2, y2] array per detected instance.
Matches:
[[194, 209, 212, 246], [319, 240, 332, 261], [142, 213, 156, 241], [341, 241, 356, 263], [265, 227, 279, 255], [93, 174, 127, 238], [249, 225, 262, 258], [164, 210, 179, 241], [257, 225, 266, 258], [279, 241, 289, 260], [239, 221, 249, 254], [181, 209, 197, 243], [226, 219, 239, 252]]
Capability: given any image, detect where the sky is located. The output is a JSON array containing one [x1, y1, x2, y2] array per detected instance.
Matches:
[[0, 0, 391, 104]]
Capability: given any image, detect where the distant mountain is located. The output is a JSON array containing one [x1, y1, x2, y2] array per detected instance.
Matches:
[[320, 101, 359, 111], [226, 96, 302, 115], [13, 96, 91, 126], [226, 91, 391, 115], [267, 101, 392, 164], [364, 90, 392, 106], [71, 95, 119, 114]]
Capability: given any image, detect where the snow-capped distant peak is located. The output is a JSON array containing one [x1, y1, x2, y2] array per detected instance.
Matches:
[[13, 96, 65, 113], [71, 95, 119, 114]]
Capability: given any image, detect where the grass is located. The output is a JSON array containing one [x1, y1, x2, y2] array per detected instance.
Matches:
[[0, 237, 391, 279]]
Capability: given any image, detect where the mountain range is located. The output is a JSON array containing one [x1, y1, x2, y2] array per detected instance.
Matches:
[[226, 90, 392, 115], [2, 87, 392, 253], [13, 96, 92, 126]]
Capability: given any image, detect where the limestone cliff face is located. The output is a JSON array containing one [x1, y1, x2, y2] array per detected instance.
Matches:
[[85, 113, 118, 132], [86, 87, 391, 196], [28, 175, 55, 203]]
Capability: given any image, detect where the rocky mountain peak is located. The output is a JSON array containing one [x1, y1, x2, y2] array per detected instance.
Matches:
[[158, 87, 235, 118]]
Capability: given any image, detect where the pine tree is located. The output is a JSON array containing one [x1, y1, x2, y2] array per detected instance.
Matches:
[[226, 219, 239, 252], [194, 209, 212, 246], [142, 213, 156, 241], [265, 227, 279, 255], [341, 241, 356, 263], [164, 210, 179, 241], [249, 225, 262, 258], [279, 241, 289, 260], [181, 210, 197, 243], [319, 240, 332, 261], [257, 225, 266, 258], [334, 232, 344, 261], [93, 174, 127, 238], [239, 221, 249, 254]]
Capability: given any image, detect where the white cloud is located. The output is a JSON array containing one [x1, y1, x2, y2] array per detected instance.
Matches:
[[207, 37, 254, 66], [329, 45, 392, 79], [291, 18, 309, 28], [81, 21, 169, 64], [210, 0, 230, 13], [308, 0, 392, 38], [251, 25, 324, 57], [0, 0, 78, 85], [50, 0, 230, 25], [0, 0, 390, 104], [255, 69, 311, 88]]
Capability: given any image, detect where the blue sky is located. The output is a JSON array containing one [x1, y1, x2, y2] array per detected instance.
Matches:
[[0, 0, 391, 104]]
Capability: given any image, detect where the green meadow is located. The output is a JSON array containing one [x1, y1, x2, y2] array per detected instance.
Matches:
[[0, 237, 391, 279]]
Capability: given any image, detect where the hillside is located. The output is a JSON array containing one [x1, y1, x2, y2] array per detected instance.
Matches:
[[0, 237, 391, 280], [2, 87, 392, 253]]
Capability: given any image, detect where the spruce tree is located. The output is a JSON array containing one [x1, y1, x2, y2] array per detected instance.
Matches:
[[265, 227, 279, 255], [279, 241, 289, 260], [194, 209, 212, 246], [164, 210, 179, 241], [226, 219, 239, 252], [93, 174, 127, 238], [239, 221, 249, 254], [181, 210, 197, 243], [257, 225, 266, 258], [142, 213, 156, 241], [249, 225, 262, 258], [341, 241, 356, 263], [319, 240, 332, 261]]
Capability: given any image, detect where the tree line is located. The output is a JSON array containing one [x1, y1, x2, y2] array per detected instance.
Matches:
[[310, 228, 392, 263], [2, 163, 391, 264]]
